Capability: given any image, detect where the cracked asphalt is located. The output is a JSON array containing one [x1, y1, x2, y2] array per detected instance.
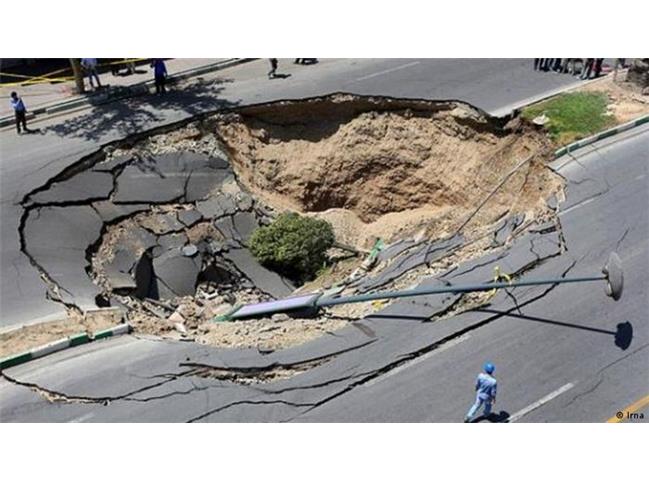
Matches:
[[1, 59, 646, 422]]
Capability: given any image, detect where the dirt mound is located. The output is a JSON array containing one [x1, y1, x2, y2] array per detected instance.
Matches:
[[216, 95, 560, 248]]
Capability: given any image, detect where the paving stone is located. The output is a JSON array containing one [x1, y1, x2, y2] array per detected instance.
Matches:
[[196, 193, 237, 219]]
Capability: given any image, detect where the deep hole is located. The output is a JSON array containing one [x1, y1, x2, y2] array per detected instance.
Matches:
[[95, 294, 111, 307], [134, 250, 159, 300], [197, 263, 235, 285]]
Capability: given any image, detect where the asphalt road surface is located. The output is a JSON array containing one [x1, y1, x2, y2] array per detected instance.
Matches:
[[2, 59, 645, 423]]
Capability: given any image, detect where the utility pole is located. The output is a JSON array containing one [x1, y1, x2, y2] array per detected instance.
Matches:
[[69, 58, 85, 94]]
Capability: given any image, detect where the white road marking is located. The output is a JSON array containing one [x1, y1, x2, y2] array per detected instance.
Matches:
[[67, 412, 95, 423], [352, 61, 421, 82], [508, 382, 576, 422], [363, 334, 471, 388]]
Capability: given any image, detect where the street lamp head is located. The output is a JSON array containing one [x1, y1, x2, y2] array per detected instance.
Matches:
[[603, 252, 624, 301]]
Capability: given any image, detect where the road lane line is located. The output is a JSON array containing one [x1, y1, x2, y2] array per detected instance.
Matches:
[[363, 334, 471, 388], [508, 382, 576, 422], [67, 412, 95, 423], [607, 393, 649, 423], [352, 61, 421, 82]]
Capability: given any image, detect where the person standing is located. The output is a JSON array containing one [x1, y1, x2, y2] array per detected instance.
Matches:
[[268, 58, 278, 79], [581, 58, 595, 80], [464, 362, 497, 422], [151, 59, 168, 95], [593, 58, 604, 78], [81, 58, 102, 90], [10, 91, 28, 135]]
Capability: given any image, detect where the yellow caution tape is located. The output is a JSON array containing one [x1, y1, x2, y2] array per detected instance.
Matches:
[[1, 59, 148, 87]]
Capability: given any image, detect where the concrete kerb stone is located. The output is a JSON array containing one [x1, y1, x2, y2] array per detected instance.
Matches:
[[553, 114, 649, 158], [0, 58, 256, 129], [0, 323, 131, 370]]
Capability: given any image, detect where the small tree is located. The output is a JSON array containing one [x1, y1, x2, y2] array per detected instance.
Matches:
[[250, 212, 335, 282]]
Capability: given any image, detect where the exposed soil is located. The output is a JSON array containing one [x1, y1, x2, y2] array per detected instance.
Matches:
[[0, 310, 120, 358], [216, 95, 561, 249], [579, 74, 649, 123]]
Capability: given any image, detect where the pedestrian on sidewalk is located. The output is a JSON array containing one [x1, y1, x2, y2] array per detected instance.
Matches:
[[464, 362, 497, 422], [10, 91, 29, 135], [151, 59, 168, 95], [268, 58, 278, 79], [593, 58, 604, 78], [581, 58, 595, 80], [81, 58, 102, 90]]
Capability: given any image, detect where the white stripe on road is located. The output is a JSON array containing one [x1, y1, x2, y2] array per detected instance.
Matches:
[[363, 334, 471, 388], [352, 61, 421, 82], [67, 412, 95, 423], [508, 382, 576, 422]]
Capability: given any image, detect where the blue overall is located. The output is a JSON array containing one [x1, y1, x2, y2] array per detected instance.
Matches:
[[466, 372, 497, 420]]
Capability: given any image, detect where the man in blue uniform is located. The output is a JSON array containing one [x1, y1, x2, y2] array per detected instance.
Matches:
[[465, 362, 497, 422]]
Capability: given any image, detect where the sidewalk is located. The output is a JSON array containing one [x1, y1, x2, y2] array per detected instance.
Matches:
[[0, 58, 251, 124]]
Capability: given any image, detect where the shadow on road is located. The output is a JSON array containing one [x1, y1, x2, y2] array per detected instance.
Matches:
[[43, 78, 238, 142], [471, 410, 511, 423], [474, 308, 633, 350]]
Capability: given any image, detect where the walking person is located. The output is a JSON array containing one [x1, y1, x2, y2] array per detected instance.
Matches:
[[10, 91, 29, 135], [81, 58, 102, 90], [151, 59, 168, 95], [268, 58, 278, 79], [464, 362, 497, 422]]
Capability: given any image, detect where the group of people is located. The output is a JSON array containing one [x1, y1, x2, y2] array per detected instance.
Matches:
[[534, 58, 607, 80], [8, 59, 169, 136], [80, 58, 168, 94]]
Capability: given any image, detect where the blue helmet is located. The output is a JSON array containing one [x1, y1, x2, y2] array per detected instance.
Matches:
[[484, 362, 495, 374]]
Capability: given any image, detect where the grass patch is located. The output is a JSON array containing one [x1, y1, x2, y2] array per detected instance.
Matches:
[[522, 92, 617, 145]]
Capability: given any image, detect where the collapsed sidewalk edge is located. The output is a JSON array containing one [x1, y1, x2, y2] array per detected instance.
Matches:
[[0, 323, 131, 370]]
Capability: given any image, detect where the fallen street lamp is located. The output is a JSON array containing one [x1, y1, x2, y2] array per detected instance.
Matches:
[[220, 252, 623, 321]]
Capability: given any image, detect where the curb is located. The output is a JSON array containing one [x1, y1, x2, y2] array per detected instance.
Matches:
[[0, 323, 131, 370], [554, 114, 649, 158], [0, 58, 256, 129]]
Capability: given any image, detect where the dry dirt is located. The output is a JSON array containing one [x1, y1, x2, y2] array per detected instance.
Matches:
[[0, 310, 120, 359], [580, 73, 649, 123], [216, 96, 562, 249]]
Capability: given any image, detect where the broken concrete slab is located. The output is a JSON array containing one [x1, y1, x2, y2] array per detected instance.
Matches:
[[106, 249, 137, 274], [29, 170, 115, 205], [105, 268, 137, 291], [214, 216, 240, 242], [222, 249, 295, 299], [153, 233, 189, 257], [491, 214, 525, 247], [92, 201, 149, 223], [196, 193, 237, 219], [92, 155, 134, 172], [377, 239, 417, 263], [22, 206, 104, 305], [153, 251, 201, 298], [232, 211, 259, 243], [177, 209, 203, 227]]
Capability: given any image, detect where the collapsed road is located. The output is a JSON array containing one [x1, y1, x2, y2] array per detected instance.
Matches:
[[1, 59, 646, 422]]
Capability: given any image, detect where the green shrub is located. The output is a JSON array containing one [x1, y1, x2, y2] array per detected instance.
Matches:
[[249, 212, 335, 282]]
